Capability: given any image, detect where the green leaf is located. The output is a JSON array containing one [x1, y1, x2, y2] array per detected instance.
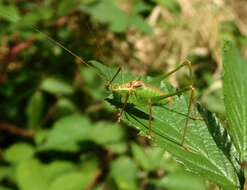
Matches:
[[204, 87, 225, 115], [4, 143, 35, 164], [131, 143, 151, 171], [160, 153, 181, 172], [90, 122, 124, 145], [16, 159, 48, 190], [0, 4, 20, 22], [55, 98, 78, 117], [223, 41, 247, 162], [16, 159, 96, 190], [0, 166, 14, 181], [1, 5, 53, 29], [131, 143, 164, 171], [132, 1, 152, 14], [18, 7, 53, 28], [39, 115, 91, 152], [105, 142, 127, 154], [58, 0, 79, 16], [48, 173, 86, 190], [81, 0, 152, 34], [41, 77, 74, 96], [35, 129, 49, 146], [120, 96, 240, 190], [0, 187, 14, 190], [26, 91, 44, 129], [152, 0, 181, 14], [111, 157, 138, 190], [81, 0, 128, 33], [145, 147, 166, 170], [129, 15, 153, 35], [39, 114, 124, 152], [154, 170, 206, 190], [49, 158, 98, 190], [79, 66, 106, 101], [90, 60, 241, 190], [45, 161, 76, 182]]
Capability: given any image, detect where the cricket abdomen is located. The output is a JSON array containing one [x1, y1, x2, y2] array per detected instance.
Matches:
[[112, 80, 172, 106], [133, 84, 171, 105]]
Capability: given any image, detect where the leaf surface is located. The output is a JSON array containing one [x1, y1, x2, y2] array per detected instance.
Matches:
[[90, 60, 242, 190], [223, 41, 247, 162]]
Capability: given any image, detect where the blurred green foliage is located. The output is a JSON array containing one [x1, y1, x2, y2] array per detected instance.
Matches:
[[0, 0, 246, 190]]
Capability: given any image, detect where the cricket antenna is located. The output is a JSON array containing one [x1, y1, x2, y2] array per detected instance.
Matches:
[[0, 11, 104, 77], [31, 27, 89, 67]]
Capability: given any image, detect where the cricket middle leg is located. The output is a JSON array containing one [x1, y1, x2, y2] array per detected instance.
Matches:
[[151, 85, 195, 147], [117, 90, 131, 122]]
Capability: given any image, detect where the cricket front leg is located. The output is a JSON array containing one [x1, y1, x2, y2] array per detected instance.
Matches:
[[117, 90, 131, 122]]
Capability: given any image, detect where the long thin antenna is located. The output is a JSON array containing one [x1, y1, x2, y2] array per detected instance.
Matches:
[[31, 27, 89, 67], [0, 10, 101, 73]]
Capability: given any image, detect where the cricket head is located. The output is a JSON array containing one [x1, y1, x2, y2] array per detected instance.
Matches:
[[108, 80, 144, 103]]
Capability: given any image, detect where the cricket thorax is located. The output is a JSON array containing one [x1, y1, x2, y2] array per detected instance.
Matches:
[[114, 80, 144, 90], [125, 80, 144, 88]]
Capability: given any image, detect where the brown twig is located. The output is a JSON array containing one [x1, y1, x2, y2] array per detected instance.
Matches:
[[0, 122, 34, 138], [84, 169, 102, 190], [38, 101, 58, 128]]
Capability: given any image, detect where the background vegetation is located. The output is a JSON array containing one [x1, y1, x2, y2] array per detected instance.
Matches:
[[0, 0, 247, 190]]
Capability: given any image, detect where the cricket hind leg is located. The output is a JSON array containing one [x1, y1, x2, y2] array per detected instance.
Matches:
[[165, 60, 195, 146], [153, 60, 197, 147], [151, 85, 195, 147], [162, 59, 193, 83]]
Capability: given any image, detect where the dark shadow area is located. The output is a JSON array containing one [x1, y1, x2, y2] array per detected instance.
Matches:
[[106, 98, 150, 120], [197, 104, 244, 187], [106, 98, 185, 149], [197, 104, 233, 158]]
